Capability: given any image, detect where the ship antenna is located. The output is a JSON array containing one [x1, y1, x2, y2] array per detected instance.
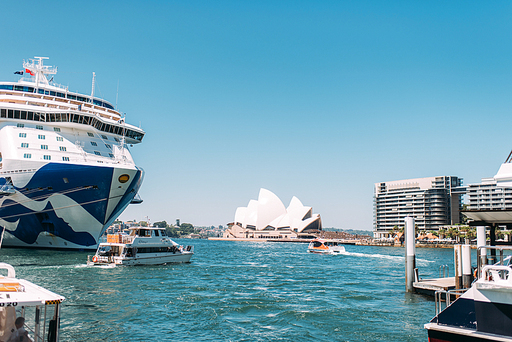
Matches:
[[90, 72, 96, 105], [116, 80, 119, 110]]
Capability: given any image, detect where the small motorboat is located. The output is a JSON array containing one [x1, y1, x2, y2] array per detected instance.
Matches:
[[308, 238, 346, 254], [88, 226, 194, 266]]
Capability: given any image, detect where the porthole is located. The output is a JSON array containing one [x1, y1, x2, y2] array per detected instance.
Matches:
[[118, 174, 130, 183]]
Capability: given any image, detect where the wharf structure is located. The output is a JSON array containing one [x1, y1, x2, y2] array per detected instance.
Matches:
[[373, 176, 464, 239]]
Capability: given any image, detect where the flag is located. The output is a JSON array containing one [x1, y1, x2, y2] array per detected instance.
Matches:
[[25, 68, 35, 76], [13, 71, 23, 75]]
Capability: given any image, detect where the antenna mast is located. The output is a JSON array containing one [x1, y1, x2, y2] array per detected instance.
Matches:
[[90, 72, 96, 105]]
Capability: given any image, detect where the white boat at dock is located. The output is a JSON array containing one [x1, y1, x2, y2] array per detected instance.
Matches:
[[0, 262, 64, 341], [425, 245, 512, 342], [88, 226, 194, 266], [307, 238, 346, 254]]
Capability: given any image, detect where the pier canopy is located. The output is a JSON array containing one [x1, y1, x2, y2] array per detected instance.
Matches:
[[229, 189, 322, 236]]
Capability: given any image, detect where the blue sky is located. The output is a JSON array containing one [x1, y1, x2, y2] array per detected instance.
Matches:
[[3, 1, 512, 230]]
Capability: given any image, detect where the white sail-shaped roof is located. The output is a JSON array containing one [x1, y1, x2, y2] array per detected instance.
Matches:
[[233, 189, 321, 232]]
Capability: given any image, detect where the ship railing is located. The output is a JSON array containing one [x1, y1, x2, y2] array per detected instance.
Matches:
[[434, 288, 469, 317], [122, 235, 135, 244], [476, 245, 512, 280]]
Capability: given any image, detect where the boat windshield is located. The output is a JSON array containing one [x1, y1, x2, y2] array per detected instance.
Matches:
[[98, 246, 112, 255], [312, 241, 324, 248]]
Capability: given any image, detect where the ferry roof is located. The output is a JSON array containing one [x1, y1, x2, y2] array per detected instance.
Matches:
[[0, 263, 64, 306]]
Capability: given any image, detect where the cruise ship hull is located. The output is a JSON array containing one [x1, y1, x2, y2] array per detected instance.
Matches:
[[0, 163, 143, 250]]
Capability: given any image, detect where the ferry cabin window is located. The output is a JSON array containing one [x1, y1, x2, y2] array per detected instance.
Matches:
[[23, 154, 31, 159], [36, 125, 43, 130], [59, 146, 66, 151], [38, 135, 45, 139], [43, 155, 51, 160], [87, 132, 94, 137], [94, 151, 101, 155], [17, 123, 24, 128], [91, 142, 97, 146], [21, 143, 28, 148], [312, 241, 323, 248], [136, 247, 175, 254], [41, 145, 48, 150], [54, 127, 61, 132], [62, 157, 69, 161], [155, 230, 160, 237], [56, 137, 63, 142], [161, 230, 167, 236], [19, 133, 26, 138]]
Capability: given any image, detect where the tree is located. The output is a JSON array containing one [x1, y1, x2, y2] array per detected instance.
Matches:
[[140, 221, 148, 227], [438, 229, 447, 239], [165, 226, 179, 238], [179, 223, 195, 234], [153, 221, 168, 228]]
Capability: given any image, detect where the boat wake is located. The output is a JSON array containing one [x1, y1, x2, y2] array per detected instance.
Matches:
[[338, 250, 434, 264]]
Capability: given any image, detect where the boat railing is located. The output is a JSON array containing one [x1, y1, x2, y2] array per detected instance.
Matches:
[[434, 288, 469, 317], [476, 245, 512, 280], [480, 265, 512, 285]]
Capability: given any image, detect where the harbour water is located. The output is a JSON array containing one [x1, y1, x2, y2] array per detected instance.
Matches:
[[0, 240, 459, 341]]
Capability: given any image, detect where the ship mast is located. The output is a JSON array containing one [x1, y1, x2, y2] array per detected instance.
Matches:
[[90, 72, 96, 105], [23, 57, 57, 87]]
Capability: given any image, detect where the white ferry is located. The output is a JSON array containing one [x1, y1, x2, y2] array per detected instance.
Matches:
[[0, 57, 145, 249], [0, 262, 64, 341], [308, 238, 346, 254], [88, 226, 194, 266]]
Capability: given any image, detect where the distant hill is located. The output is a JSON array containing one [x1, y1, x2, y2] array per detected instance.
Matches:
[[323, 228, 373, 238]]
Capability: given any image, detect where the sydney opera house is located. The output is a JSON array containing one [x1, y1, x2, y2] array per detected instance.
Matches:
[[224, 188, 322, 240]]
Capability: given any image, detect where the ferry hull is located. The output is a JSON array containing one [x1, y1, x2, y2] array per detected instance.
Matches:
[[91, 253, 194, 266], [0, 163, 143, 250]]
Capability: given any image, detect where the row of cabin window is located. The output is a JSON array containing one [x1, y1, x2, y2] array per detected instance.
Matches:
[[23, 154, 68, 161], [20, 143, 66, 151], [135, 247, 178, 254], [1, 109, 143, 141], [0, 84, 114, 110], [18, 132, 112, 149], [22, 153, 110, 161]]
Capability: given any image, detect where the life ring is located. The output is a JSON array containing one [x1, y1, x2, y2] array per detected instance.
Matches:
[[92, 255, 98, 263]]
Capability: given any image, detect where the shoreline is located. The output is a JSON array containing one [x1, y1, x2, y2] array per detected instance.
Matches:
[[207, 237, 481, 248]]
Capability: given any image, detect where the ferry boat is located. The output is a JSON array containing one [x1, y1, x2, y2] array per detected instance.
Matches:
[[0, 262, 64, 341], [308, 238, 346, 254], [88, 226, 194, 266], [425, 246, 512, 342], [0, 57, 145, 249]]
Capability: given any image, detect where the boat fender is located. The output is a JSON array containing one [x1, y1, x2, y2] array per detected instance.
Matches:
[[92, 255, 98, 263]]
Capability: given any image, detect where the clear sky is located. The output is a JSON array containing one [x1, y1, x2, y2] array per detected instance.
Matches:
[[2, 1, 512, 230]]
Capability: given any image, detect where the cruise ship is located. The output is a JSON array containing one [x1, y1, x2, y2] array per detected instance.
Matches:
[[0, 57, 145, 249]]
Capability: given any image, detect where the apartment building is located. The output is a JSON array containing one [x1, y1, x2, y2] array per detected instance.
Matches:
[[373, 176, 463, 239]]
